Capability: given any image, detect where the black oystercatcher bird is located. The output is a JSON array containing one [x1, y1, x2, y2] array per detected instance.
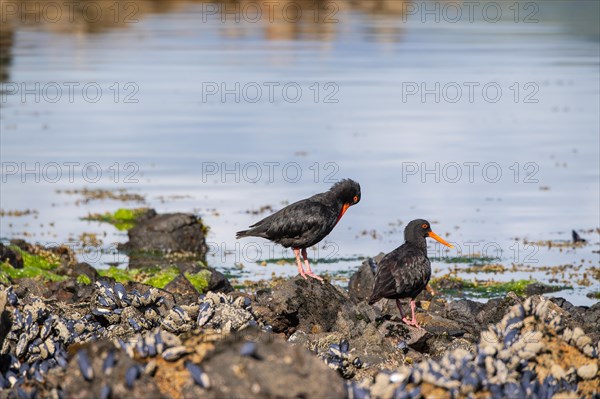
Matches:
[[368, 219, 453, 328], [236, 179, 361, 281], [572, 230, 586, 243]]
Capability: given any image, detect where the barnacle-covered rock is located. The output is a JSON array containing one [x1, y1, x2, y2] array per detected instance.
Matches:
[[201, 292, 255, 333], [357, 296, 600, 398]]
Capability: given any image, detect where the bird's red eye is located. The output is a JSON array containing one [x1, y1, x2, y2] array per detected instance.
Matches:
[[422, 223, 428, 229], [353, 195, 359, 202]]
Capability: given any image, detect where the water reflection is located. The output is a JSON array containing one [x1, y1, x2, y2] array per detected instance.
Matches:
[[0, 0, 412, 42], [0, 14, 13, 81], [0, 0, 412, 81], [1, 0, 188, 33]]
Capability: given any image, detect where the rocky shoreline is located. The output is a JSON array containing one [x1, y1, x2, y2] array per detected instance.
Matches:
[[2, 260, 599, 398], [0, 211, 599, 398]]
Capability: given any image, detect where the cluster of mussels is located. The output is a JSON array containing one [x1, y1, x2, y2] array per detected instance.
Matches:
[[348, 297, 600, 399], [0, 287, 104, 390], [92, 281, 165, 332], [320, 339, 364, 379], [94, 281, 259, 335], [0, 282, 266, 397]]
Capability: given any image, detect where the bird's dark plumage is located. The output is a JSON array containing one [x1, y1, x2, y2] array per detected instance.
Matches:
[[368, 219, 453, 323], [368, 243, 431, 304], [572, 230, 586, 243], [236, 179, 361, 249]]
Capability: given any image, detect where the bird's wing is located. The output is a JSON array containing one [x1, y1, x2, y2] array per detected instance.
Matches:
[[369, 250, 401, 301], [262, 199, 331, 240], [391, 253, 430, 296], [370, 246, 429, 301]]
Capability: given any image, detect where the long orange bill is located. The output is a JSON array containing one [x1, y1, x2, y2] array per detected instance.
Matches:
[[336, 203, 351, 223], [428, 231, 454, 248]]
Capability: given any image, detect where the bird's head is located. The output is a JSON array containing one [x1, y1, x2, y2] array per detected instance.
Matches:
[[405, 219, 453, 248], [330, 179, 361, 222], [330, 179, 361, 207]]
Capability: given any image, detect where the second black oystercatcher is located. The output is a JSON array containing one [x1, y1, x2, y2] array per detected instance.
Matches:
[[236, 179, 361, 281], [368, 219, 453, 328]]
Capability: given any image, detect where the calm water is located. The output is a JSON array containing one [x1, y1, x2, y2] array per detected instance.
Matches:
[[1, 0, 599, 304]]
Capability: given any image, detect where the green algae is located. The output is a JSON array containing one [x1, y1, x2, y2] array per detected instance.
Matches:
[[144, 267, 180, 288], [0, 246, 67, 283], [0, 261, 67, 283], [97, 265, 211, 293], [184, 270, 211, 292], [14, 246, 61, 270], [76, 274, 92, 285], [82, 208, 150, 231], [97, 266, 142, 283], [140, 266, 211, 292], [430, 274, 568, 299]]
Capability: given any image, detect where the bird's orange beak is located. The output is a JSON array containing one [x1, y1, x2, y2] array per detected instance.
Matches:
[[428, 231, 454, 248], [336, 203, 351, 223]]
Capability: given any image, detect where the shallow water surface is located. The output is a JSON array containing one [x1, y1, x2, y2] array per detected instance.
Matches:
[[1, 0, 598, 304]]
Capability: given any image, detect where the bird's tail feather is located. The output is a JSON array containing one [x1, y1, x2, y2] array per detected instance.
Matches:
[[236, 230, 251, 239], [236, 228, 268, 239]]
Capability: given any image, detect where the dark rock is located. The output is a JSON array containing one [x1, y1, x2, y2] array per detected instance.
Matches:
[[136, 208, 158, 222], [444, 299, 484, 336], [421, 313, 465, 337], [406, 326, 431, 351], [254, 276, 352, 334], [525, 282, 564, 296], [424, 335, 476, 359], [349, 323, 399, 366], [124, 213, 208, 261], [549, 297, 586, 323], [164, 274, 200, 305], [0, 243, 23, 268], [581, 302, 600, 334], [46, 278, 95, 304], [353, 301, 379, 324], [348, 254, 384, 303], [8, 239, 33, 253], [423, 333, 453, 358], [12, 278, 50, 298], [549, 297, 600, 340], [185, 327, 345, 398], [206, 266, 233, 293], [71, 262, 100, 281], [475, 292, 521, 329], [173, 261, 203, 274], [319, 300, 403, 368]]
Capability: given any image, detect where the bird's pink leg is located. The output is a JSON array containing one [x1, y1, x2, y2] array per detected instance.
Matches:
[[301, 248, 323, 281], [293, 248, 307, 279], [401, 299, 422, 329]]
